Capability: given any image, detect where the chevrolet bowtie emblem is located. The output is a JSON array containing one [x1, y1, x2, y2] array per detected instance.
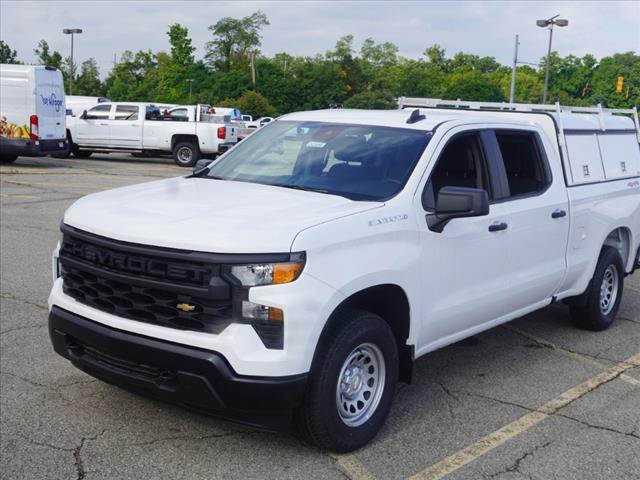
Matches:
[[176, 303, 196, 312]]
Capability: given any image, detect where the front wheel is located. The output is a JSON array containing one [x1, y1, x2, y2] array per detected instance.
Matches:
[[173, 141, 200, 167], [570, 246, 624, 331], [295, 309, 398, 452]]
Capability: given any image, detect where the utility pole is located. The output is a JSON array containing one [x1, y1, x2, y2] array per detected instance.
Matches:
[[250, 51, 256, 87], [509, 34, 519, 104], [186, 79, 194, 103], [536, 15, 569, 104], [62, 28, 83, 95]]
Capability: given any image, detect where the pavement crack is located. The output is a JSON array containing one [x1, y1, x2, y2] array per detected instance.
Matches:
[[486, 440, 553, 479], [437, 381, 463, 424], [74, 429, 107, 480], [126, 429, 257, 447], [0, 292, 47, 311], [555, 413, 640, 440]]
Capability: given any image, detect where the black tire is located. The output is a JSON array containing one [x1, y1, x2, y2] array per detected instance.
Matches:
[[73, 149, 93, 158], [570, 246, 624, 331], [0, 155, 18, 164], [173, 141, 200, 167], [295, 309, 398, 452]]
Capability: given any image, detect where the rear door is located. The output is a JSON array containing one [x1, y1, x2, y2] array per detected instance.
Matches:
[[492, 127, 570, 308], [34, 68, 66, 140], [110, 104, 142, 148], [75, 104, 112, 146]]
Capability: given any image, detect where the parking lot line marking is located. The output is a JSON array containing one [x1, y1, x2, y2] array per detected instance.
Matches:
[[504, 325, 640, 387], [329, 452, 376, 480], [626, 285, 640, 294], [406, 353, 640, 480]]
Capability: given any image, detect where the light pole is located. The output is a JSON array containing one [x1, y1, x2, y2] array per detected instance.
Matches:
[[62, 28, 83, 95], [536, 15, 568, 104], [509, 34, 520, 103]]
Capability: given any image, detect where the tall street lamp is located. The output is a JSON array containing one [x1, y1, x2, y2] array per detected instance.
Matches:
[[536, 15, 568, 104], [62, 28, 83, 95]]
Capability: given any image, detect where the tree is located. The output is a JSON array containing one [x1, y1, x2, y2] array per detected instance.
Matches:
[[34, 40, 63, 69], [443, 70, 505, 102], [74, 58, 103, 96], [205, 11, 269, 71], [344, 91, 397, 109], [0, 40, 19, 64], [232, 90, 275, 118], [167, 23, 195, 65]]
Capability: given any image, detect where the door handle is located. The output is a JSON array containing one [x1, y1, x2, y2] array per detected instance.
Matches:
[[488, 222, 508, 232], [551, 209, 567, 219], [99, 123, 109, 126]]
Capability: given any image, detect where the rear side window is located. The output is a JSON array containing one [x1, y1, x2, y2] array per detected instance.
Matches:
[[85, 104, 111, 120], [495, 131, 549, 197], [114, 105, 139, 121]]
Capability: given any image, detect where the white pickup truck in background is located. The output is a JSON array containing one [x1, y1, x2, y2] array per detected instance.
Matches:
[[66, 103, 238, 166]]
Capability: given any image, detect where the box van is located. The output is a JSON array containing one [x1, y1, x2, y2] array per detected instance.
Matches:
[[48, 99, 639, 452], [65, 96, 110, 117], [0, 64, 68, 163]]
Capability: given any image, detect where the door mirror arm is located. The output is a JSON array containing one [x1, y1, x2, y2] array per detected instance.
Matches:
[[426, 186, 490, 233], [80, 110, 88, 120]]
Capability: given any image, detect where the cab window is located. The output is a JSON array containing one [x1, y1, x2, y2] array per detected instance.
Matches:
[[114, 105, 139, 121], [85, 104, 111, 120], [495, 131, 549, 197], [423, 132, 492, 210]]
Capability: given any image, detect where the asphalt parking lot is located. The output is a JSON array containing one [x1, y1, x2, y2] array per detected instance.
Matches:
[[1, 154, 639, 480]]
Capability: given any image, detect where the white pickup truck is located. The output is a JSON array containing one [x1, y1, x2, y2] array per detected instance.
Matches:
[[49, 100, 639, 452], [66, 103, 237, 166]]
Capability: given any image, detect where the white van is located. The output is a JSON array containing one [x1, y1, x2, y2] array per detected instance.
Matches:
[[0, 64, 68, 163], [65, 95, 110, 117]]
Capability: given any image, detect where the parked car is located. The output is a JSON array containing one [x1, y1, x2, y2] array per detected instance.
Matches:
[[48, 101, 639, 452], [246, 116, 274, 129], [0, 64, 68, 163], [64, 103, 237, 166]]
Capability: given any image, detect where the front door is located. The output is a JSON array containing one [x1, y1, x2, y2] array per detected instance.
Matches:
[[109, 104, 142, 149], [416, 128, 514, 350], [75, 104, 112, 146]]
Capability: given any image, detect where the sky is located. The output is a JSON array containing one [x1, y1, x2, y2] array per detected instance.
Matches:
[[1, 0, 639, 77]]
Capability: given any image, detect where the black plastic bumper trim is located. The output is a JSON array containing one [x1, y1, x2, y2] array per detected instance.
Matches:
[[48, 306, 308, 430]]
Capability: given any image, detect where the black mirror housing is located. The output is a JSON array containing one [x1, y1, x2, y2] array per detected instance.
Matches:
[[192, 158, 212, 175], [427, 186, 489, 232], [80, 110, 88, 120]]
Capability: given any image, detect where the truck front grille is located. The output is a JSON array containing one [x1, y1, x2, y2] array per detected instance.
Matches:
[[59, 225, 234, 335]]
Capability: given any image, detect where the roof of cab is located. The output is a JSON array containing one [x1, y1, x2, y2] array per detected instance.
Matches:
[[280, 108, 535, 131]]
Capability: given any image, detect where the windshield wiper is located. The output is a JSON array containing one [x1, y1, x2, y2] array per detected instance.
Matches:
[[276, 184, 330, 194]]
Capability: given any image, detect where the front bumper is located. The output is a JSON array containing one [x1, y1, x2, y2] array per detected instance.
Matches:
[[49, 306, 308, 430]]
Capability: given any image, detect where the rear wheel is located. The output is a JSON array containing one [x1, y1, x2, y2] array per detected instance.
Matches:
[[0, 155, 18, 164], [295, 309, 398, 452], [570, 246, 624, 331], [173, 141, 200, 167]]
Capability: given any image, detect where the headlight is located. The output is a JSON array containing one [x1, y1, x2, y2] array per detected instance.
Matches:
[[230, 261, 304, 286]]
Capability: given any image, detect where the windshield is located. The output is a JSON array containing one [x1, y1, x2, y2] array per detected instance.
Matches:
[[205, 121, 431, 201]]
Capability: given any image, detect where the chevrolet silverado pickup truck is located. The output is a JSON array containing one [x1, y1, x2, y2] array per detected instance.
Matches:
[[65, 103, 237, 166], [48, 99, 640, 452]]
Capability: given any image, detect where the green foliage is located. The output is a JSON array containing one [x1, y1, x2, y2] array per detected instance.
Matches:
[[443, 70, 505, 102], [74, 58, 102, 96], [227, 90, 275, 118], [205, 10, 269, 71], [0, 40, 19, 64], [34, 40, 63, 69], [344, 91, 396, 109]]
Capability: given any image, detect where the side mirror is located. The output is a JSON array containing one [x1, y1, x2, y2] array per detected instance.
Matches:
[[427, 186, 489, 233], [80, 110, 88, 120], [192, 158, 212, 175]]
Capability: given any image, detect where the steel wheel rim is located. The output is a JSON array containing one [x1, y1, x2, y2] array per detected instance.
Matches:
[[599, 264, 619, 315], [177, 147, 192, 164], [336, 342, 386, 427]]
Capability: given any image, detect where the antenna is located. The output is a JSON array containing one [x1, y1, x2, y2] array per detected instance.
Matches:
[[406, 109, 426, 124]]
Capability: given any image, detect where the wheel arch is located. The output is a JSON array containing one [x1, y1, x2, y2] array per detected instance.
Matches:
[[603, 226, 634, 273], [312, 283, 414, 384], [171, 134, 199, 150]]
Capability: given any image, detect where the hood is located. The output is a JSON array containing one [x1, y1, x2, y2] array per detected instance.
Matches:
[[63, 177, 381, 253]]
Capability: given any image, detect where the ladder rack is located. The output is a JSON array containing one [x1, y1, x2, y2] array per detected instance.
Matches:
[[398, 97, 640, 141]]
